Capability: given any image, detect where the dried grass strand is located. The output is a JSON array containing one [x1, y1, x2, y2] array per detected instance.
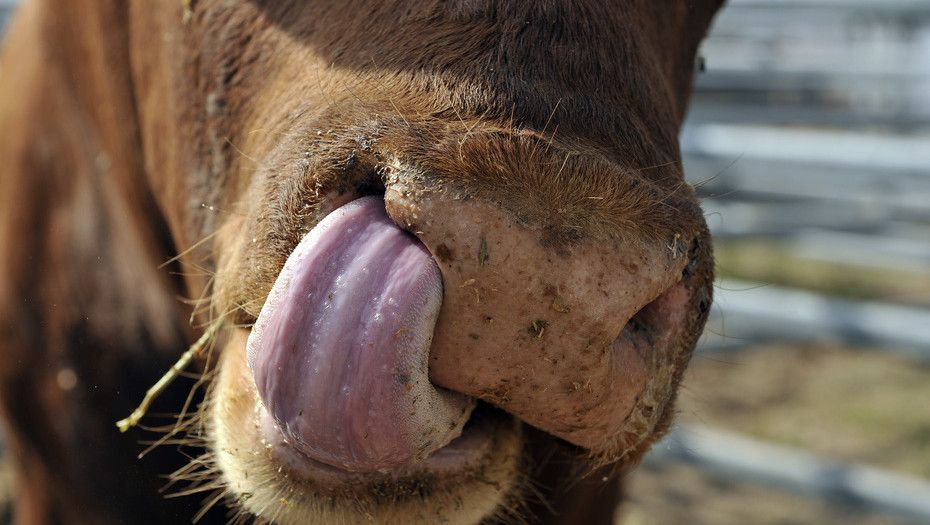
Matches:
[[116, 319, 223, 432]]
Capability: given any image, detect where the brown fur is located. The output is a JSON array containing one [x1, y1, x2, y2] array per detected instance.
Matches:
[[0, 0, 723, 523]]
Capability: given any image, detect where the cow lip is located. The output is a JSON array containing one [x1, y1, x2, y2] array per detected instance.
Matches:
[[210, 328, 523, 519], [256, 401, 510, 487]]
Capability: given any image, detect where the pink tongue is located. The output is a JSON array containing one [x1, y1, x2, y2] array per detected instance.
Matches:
[[247, 196, 473, 472]]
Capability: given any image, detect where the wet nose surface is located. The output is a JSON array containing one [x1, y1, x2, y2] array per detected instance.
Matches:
[[384, 180, 693, 451]]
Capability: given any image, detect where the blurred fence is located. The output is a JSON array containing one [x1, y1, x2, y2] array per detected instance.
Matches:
[[0, 1, 13, 33], [683, 0, 930, 349], [666, 0, 930, 522], [686, 0, 930, 127], [653, 424, 930, 523], [704, 278, 930, 359]]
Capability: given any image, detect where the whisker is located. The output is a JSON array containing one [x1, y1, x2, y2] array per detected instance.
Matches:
[[159, 230, 220, 270], [539, 97, 562, 139], [193, 488, 229, 523], [224, 137, 260, 166]]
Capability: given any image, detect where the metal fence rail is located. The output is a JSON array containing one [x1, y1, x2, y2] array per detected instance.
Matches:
[[668, 1, 930, 521], [702, 279, 930, 360], [0, 2, 14, 35], [649, 424, 930, 524], [694, 0, 930, 127]]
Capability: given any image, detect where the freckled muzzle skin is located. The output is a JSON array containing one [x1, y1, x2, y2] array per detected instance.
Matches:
[[381, 173, 697, 453]]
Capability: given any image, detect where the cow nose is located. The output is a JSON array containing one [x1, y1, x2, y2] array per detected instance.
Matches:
[[383, 175, 700, 452]]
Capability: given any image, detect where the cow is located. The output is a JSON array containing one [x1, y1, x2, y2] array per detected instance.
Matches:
[[0, 0, 722, 523]]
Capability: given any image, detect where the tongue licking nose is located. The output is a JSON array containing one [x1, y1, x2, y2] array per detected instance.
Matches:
[[247, 196, 474, 472]]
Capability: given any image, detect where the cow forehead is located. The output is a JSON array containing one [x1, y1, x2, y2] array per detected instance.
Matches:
[[131, 0, 723, 240], [184, 0, 720, 152]]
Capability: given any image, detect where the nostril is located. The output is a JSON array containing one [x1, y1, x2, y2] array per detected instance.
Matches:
[[681, 238, 703, 279], [616, 280, 691, 360]]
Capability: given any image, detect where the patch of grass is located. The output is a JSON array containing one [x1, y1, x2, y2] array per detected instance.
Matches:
[[714, 240, 930, 306], [679, 344, 930, 479]]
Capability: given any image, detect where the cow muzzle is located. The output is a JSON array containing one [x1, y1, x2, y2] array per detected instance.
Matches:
[[246, 165, 705, 472]]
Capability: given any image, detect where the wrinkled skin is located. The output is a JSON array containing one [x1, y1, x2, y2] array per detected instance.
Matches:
[[0, 1, 721, 523]]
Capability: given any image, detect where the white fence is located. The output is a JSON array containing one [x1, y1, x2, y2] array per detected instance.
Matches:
[[669, 1, 930, 522]]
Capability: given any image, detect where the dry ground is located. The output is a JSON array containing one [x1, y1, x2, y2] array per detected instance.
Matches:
[[619, 343, 930, 525], [621, 461, 910, 525]]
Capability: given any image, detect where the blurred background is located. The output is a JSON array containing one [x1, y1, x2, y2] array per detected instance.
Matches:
[[623, 1, 930, 524], [1, 1, 929, 524], [0, 1, 10, 522]]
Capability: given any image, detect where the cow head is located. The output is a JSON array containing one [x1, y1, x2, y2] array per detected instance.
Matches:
[[0, 1, 721, 523]]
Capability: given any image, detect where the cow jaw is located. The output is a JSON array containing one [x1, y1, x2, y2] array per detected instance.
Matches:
[[212, 329, 522, 524]]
